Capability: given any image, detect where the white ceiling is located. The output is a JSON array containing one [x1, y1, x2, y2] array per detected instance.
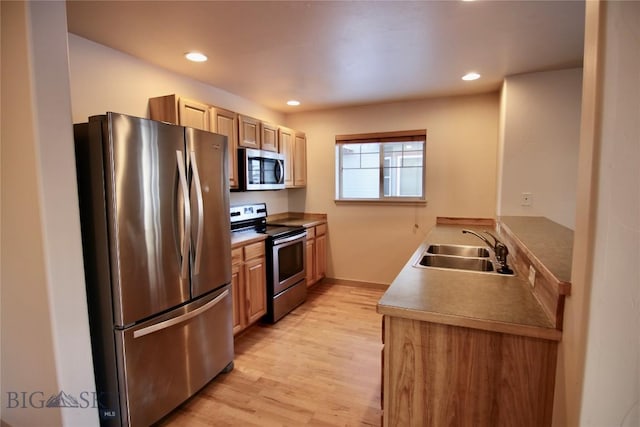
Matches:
[[66, 0, 585, 113]]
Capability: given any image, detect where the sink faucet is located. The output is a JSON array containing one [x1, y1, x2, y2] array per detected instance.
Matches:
[[462, 229, 514, 274]]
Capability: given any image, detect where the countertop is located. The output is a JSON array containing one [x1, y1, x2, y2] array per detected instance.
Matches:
[[231, 213, 326, 248], [231, 230, 267, 249], [500, 216, 573, 283], [377, 224, 561, 341], [266, 213, 327, 228]]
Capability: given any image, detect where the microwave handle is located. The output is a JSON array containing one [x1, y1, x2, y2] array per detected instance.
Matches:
[[275, 159, 284, 184]]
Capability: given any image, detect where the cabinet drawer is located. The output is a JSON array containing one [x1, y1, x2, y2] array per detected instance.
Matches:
[[244, 242, 265, 260], [316, 223, 327, 236], [231, 248, 243, 265], [306, 226, 315, 239]]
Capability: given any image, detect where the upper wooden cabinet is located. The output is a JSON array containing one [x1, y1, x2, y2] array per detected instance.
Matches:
[[149, 94, 210, 131], [149, 95, 239, 188], [150, 94, 307, 190], [210, 107, 239, 190], [239, 116, 280, 152], [179, 98, 210, 131], [238, 115, 261, 150], [293, 132, 307, 187], [279, 127, 295, 187], [261, 122, 279, 152], [279, 127, 307, 188]]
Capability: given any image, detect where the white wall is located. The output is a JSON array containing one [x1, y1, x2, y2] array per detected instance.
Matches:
[[579, 1, 640, 425], [499, 68, 582, 229], [1, 2, 97, 426], [68, 34, 289, 214], [68, 34, 283, 125], [286, 94, 499, 284]]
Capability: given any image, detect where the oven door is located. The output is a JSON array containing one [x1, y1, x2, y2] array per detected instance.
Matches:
[[271, 233, 306, 295]]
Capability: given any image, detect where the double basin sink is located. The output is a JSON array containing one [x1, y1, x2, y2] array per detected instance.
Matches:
[[414, 244, 514, 275]]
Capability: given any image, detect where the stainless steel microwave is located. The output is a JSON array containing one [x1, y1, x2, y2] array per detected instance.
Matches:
[[237, 148, 285, 191]]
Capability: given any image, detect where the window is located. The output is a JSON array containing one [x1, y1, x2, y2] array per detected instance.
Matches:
[[335, 130, 426, 202]]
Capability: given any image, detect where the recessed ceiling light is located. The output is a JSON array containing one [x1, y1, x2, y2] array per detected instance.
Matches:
[[185, 52, 208, 62], [287, 100, 301, 106], [462, 72, 481, 81]]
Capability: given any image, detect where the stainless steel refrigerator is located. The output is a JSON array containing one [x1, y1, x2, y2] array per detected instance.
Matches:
[[74, 112, 234, 426]]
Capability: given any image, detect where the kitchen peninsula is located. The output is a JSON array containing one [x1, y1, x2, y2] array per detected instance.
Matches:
[[378, 217, 571, 427]]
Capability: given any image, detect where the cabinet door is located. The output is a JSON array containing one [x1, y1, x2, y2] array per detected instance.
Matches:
[[231, 261, 245, 335], [293, 132, 307, 187], [305, 238, 315, 287], [149, 94, 179, 124], [245, 257, 267, 324], [238, 115, 261, 149], [210, 107, 239, 189], [178, 98, 210, 131], [279, 127, 295, 188], [315, 232, 326, 282], [261, 122, 279, 152]]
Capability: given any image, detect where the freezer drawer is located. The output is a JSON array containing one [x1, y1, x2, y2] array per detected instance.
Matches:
[[114, 285, 233, 426]]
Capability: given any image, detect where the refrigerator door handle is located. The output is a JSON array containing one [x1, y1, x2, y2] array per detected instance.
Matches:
[[133, 289, 229, 339], [176, 150, 191, 279], [189, 151, 204, 275]]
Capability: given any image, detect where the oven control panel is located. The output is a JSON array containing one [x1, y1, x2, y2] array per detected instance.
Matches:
[[230, 203, 267, 232], [230, 203, 267, 222]]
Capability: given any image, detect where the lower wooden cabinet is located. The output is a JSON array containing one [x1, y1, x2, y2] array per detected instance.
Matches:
[[305, 238, 315, 287], [231, 241, 267, 335], [305, 223, 327, 287], [382, 315, 557, 427], [231, 260, 244, 335], [244, 256, 267, 324], [314, 224, 327, 282]]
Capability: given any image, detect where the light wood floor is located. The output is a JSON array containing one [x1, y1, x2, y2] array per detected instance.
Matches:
[[157, 282, 386, 427]]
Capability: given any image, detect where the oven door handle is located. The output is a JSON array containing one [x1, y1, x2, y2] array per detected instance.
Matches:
[[273, 233, 306, 246]]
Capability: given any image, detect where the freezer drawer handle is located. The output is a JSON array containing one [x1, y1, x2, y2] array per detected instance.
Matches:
[[176, 150, 191, 280], [189, 151, 204, 275], [133, 289, 229, 339]]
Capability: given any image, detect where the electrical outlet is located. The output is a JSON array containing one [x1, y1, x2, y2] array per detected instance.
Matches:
[[521, 192, 533, 206], [528, 265, 536, 287]]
